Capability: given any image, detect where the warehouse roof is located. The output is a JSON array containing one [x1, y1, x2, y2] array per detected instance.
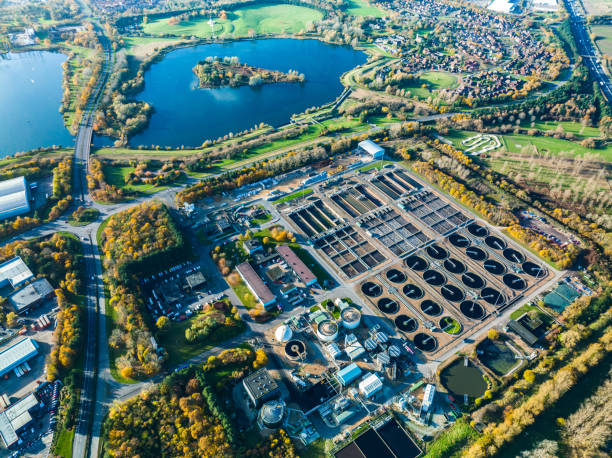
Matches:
[[0, 338, 39, 377], [0, 257, 33, 289], [0, 177, 30, 221], [243, 369, 280, 401], [9, 278, 54, 312], [236, 262, 276, 306], [359, 372, 383, 398], [336, 363, 362, 386], [186, 271, 206, 290], [0, 393, 38, 447], [358, 140, 384, 157], [276, 245, 317, 286]]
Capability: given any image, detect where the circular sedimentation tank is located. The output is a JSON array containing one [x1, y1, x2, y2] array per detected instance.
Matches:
[[522, 261, 546, 278], [462, 272, 485, 289], [448, 233, 470, 248], [439, 316, 462, 335], [413, 333, 438, 352], [426, 244, 449, 260], [284, 339, 307, 360], [503, 248, 525, 264], [362, 282, 383, 298], [405, 255, 428, 271], [466, 246, 487, 261], [503, 273, 527, 290], [420, 299, 443, 316], [440, 284, 465, 302], [460, 300, 485, 320], [317, 320, 339, 342], [423, 270, 446, 286], [468, 223, 489, 238], [341, 307, 361, 329], [395, 314, 418, 333], [386, 268, 406, 284], [403, 283, 424, 300], [485, 235, 507, 250], [377, 297, 399, 315], [481, 287, 505, 307], [444, 258, 466, 274], [483, 259, 506, 275]]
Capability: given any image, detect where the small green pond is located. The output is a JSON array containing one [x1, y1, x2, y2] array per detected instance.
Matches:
[[440, 358, 487, 398], [477, 339, 519, 376]]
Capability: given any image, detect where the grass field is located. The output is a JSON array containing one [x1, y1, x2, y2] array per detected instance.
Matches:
[[501, 134, 612, 161], [275, 188, 313, 203], [345, 0, 387, 17], [510, 302, 539, 320], [54, 428, 74, 458], [583, 0, 612, 16], [143, 4, 323, 38], [404, 71, 459, 100], [103, 164, 176, 194], [592, 24, 612, 56], [122, 36, 183, 59], [425, 418, 478, 458], [519, 120, 601, 139]]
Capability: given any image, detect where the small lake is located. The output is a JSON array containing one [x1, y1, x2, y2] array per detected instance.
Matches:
[[127, 38, 367, 148], [440, 358, 488, 398], [0, 51, 74, 156]]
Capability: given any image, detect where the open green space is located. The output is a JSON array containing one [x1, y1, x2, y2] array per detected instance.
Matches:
[[404, 71, 459, 100], [54, 427, 74, 458], [519, 120, 601, 139], [501, 134, 612, 161], [275, 188, 313, 204], [425, 417, 479, 458], [103, 164, 177, 194], [143, 3, 323, 38], [510, 302, 539, 320], [231, 278, 259, 309], [592, 24, 612, 57], [345, 0, 387, 17]]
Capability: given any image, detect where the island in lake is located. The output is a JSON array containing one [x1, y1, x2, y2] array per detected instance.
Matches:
[[193, 56, 305, 88]]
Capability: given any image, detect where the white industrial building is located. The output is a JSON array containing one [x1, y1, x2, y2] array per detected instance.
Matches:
[[0, 257, 34, 289], [0, 177, 30, 221], [358, 140, 385, 160], [0, 393, 41, 448], [9, 278, 54, 314], [487, 0, 520, 13], [359, 372, 383, 398], [0, 338, 39, 378], [532, 0, 557, 11]]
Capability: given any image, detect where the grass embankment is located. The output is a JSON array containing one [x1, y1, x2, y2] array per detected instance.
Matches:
[[424, 418, 479, 458], [143, 3, 323, 38], [275, 188, 313, 204], [54, 428, 74, 458]]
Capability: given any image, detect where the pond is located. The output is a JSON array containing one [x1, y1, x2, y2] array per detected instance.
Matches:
[[126, 38, 367, 148], [440, 357, 487, 398], [477, 339, 520, 376], [0, 51, 74, 156]]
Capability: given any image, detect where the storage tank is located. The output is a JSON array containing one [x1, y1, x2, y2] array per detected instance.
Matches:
[[258, 400, 285, 429], [317, 320, 339, 342], [341, 307, 361, 329], [274, 324, 293, 343]]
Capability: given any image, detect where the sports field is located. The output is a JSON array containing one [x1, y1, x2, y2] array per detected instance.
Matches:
[[345, 0, 387, 17], [143, 4, 323, 38]]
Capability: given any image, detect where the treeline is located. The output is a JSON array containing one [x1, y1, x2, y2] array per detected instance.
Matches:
[[0, 155, 60, 181], [88, 158, 130, 203], [101, 202, 184, 377], [184, 300, 244, 344], [507, 224, 578, 269], [48, 158, 73, 220], [464, 287, 612, 456]]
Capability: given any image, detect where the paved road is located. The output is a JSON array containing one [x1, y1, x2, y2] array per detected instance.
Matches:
[[565, 0, 612, 102]]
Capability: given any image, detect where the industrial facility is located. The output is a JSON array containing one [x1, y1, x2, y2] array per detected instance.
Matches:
[[235, 262, 276, 310], [0, 177, 30, 221], [0, 339, 39, 378]]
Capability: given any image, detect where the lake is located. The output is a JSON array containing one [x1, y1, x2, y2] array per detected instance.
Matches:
[[0, 51, 74, 156], [127, 38, 367, 148]]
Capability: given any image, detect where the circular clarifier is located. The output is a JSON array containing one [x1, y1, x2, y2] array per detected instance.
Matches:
[[485, 235, 507, 250], [395, 315, 418, 333], [362, 282, 382, 298], [405, 255, 428, 271], [462, 272, 485, 289], [468, 223, 489, 237], [386, 269, 406, 284], [448, 233, 470, 248], [426, 244, 449, 260], [441, 284, 465, 302], [481, 287, 505, 307], [444, 258, 466, 274], [403, 283, 424, 300], [414, 333, 438, 352], [466, 246, 487, 261], [483, 259, 506, 275], [522, 261, 546, 278], [503, 248, 525, 263], [423, 270, 446, 286], [439, 316, 462, 335], [420, 299, 443, 316], [377, 297, 399, 314], [460, 300, 485, 320], [284, 340, 306, 360], [503, 273, 527, 290]]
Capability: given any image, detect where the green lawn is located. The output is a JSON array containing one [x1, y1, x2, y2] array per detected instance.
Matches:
[[501, 134, 612, 161], [143, 3, 323, 38], [510, 303, 539, 320], [54, 427, 74, 458], [592, 24, 612, 56], [103, 164, 175, 194], [425, 418, 478, 458], [519, 121, 601, 139], [275, 188, 313, 204], [359, 160, 396, 171], [231, 278, 259, 309], [345, 0, 387, 17], [404, 71, 459, 100]]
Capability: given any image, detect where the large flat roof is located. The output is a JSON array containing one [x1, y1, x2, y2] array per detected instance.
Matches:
[[0, 177, 29, 221], [9, 278, 54, 312], [0, 338, 39, 377], [276, 245, 317, 286], [0, 257, 33, 289], [236, 262, 275, 306], [243, 368, 279, 400], [0, 393, 38, 448]]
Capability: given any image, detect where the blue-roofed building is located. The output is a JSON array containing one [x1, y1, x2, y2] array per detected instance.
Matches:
[[0, 177, 30, 221], [335, 363, 362, 386]]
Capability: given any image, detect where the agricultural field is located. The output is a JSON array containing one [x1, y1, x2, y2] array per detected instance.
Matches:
[[122, 36, 184, 59], [142, 4, 323, 38], [501, 134, 612, 161], [591, 25, 612, 57], [345, 0, 387, 17], [583, 0, 612, 16]]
